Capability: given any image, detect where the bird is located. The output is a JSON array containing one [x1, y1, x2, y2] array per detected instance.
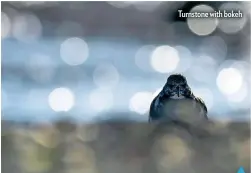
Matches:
[[149, 74, 208, 124]]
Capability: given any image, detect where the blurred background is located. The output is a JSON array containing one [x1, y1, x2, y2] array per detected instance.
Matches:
[[1, 2, 251, 173], [1, 1, 251, 122]]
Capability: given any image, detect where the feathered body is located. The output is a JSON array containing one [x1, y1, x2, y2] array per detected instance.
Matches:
[[149, 74, 208, 123]]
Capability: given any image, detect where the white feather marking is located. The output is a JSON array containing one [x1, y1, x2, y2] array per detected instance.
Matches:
[[170, 94, 185, 99]]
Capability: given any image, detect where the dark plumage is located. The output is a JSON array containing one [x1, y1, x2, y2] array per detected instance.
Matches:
[[149, 74, 208, 123]]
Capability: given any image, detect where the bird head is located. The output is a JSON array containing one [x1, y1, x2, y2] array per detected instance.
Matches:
[[163, 74, 192, 98]]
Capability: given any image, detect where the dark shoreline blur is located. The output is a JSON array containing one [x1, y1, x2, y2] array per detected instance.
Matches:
[[2, 118, 250, 173]]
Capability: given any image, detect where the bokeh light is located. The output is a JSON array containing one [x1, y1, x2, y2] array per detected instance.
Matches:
[[150, 45, 180, 73], [93, 63, 120, 89], [89, 88, 113, 112], [129, 91, 153, 115], [12, 12, 42, 42], [2, 12, 11, 38], [216, 68, 243, 95], [187, 4, 218, 36], [60, 37, 89, 66], [48, 87, 75, 112], [218, 2, 247, 34]]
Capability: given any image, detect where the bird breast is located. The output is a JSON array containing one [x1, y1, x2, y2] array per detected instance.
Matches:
[[160, 98, 206, 124]]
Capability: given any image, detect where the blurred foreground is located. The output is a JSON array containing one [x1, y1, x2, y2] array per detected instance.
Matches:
[[2, 116, 250, 173]]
